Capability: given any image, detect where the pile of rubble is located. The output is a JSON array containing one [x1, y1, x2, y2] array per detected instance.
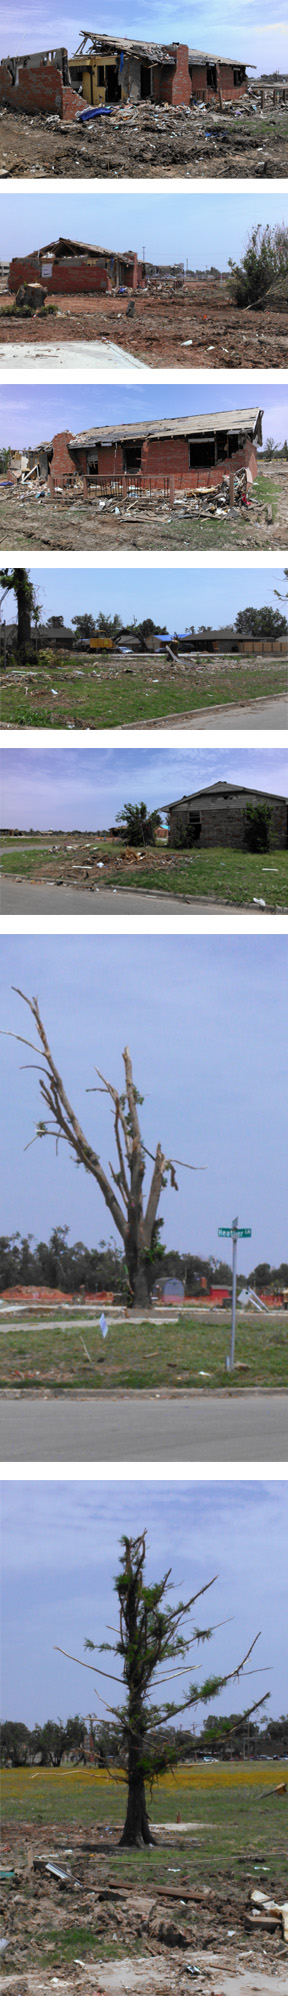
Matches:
[[1, 1820, 287, 1982]]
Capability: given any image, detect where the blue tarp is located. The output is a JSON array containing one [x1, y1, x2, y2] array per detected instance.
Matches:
[[79, 104, 112, 122]]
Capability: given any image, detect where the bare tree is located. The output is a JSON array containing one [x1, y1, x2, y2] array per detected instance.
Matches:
[[8, 990, 204, 1307], [56, 1531, 268, 1848]]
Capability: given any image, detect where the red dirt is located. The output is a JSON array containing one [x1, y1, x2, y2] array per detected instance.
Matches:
[[1, 282, 288, 367]]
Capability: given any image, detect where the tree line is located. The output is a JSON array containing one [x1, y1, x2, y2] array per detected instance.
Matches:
[[1, 1230, 287, 1301], [2, 1711, 287, 1769]]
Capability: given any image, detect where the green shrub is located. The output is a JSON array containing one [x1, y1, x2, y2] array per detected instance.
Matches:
[[244, 801, 271, 851]]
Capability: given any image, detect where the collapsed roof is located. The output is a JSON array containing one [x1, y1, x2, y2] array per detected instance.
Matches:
[[69, 408, 263, 451], [74, 31, 251, 67], [34, 237, 136, 262]]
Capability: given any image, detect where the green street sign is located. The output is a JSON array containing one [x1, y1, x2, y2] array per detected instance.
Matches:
[[218, 1227, 251, 1238]]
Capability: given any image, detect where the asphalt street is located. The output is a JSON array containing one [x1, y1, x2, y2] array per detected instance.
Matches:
[[1, 877, 275, 917], [0, 878, 247, 916], [1, 1393, 287, 1461], [133, 694, 288, 731]]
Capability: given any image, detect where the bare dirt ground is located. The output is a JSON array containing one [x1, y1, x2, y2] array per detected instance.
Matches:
[[1, 283, 288, 369], [1, 99, 288, 178], [1, 466, 287, 552], [1, 1820, 288, 1994]]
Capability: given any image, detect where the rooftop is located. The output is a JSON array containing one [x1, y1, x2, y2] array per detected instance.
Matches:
[[73, 32, 250, 68], [69, 407, 263, 451]]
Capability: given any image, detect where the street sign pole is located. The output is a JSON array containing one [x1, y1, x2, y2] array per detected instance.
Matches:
[[230, 1217, 238, 1371], [218, 1220, 252, 1372]]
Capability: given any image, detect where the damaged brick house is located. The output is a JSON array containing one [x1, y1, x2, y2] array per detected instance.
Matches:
[[0, 46, 80, 120], [0, 34, 249, 117], [9, 237, 141, 298], [166, 781, 288, 850], [64, 407, 263, 499], [69, 33, 249, 109]]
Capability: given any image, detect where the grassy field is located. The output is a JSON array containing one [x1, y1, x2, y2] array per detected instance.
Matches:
[[2, 1760, 288, 1873], [1, 1309, 287, 1391], [1, 650, 287, 728], [2, 838, 288, 910], [2, 843, 288, 907]]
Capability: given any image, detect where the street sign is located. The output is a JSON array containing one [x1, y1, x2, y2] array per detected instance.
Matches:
[[218, 1227, 251, 1238], [217, 1219, 252, 1371]]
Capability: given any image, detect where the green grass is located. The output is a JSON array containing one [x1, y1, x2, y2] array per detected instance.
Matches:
[[1, 1308, 288, 1392], [107, 849, 288, 909], [1, 844, 287, 907], [2, 1761, 288, 1872], [1, 651, 287, 728], [253, 472, 278, 520]]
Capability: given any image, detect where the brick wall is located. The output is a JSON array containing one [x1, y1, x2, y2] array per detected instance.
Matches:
[[190, 60, 247, 102], [51, 431, 74, 482], [154, 45, 191, 105], [0, 59, 80, 118], [9, 255, 111, 296], [9, 254, 139, 296], [70, 432, 258, 490], [169, 793, 287, 850]]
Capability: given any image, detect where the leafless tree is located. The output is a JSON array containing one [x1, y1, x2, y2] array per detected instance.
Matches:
[[8, 989, 204, 1306]]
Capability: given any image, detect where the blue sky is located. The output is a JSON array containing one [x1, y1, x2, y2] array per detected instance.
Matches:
[[1, 1481, 287, 1726], [1, 564, 287, 633], [0, 937, 287, 1269], [1, 0, 288, 79], [2, 188, 287, 269], [1, 746, 288, 829], [1, 383, 287, 448]]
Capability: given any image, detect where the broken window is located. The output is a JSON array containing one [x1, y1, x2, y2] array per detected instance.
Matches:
[[141, 64, 152, 98], [188, 811, 201, 843], [189, 437, 216, 468], [233, 66, 245, 86], [123, 443, 142, 472], [87, 454, 98, 474], [206, 63, 217, 90], [97, 64, 105, 84]]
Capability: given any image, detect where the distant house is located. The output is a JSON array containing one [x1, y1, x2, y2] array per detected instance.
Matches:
[[166, 780, 288, 849], [67, 407, 263, 496], [9, 237, 140, 298]]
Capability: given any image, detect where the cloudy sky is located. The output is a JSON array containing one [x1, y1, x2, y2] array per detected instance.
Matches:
[[1, 0, 287, 78], [1, 382, 287, 449], [1, 1480, 287, 1726], [2, 188, 287, 270], [1, 564, 287, 634], [1, 745, 288, 830], [0, 936, 287, 1269]]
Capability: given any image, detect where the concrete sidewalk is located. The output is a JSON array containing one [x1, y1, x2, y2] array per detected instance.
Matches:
[[0, 339, 151, 372]]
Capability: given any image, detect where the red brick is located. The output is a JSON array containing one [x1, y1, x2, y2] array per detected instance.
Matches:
[[0, 58, 80, 118]]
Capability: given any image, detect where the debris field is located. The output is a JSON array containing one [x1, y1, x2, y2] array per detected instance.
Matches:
[[1, 281, 288, 368], [0, 468, 286, 552], [1, 94, 288, 179], [1, 1820, 288, 1990]]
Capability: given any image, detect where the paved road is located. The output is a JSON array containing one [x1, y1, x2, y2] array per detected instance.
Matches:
[[0, 878, 252, 916], [1, 1393, 287, 1461], [132, 693, 288, 731], [0, 340, 150, 372]]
